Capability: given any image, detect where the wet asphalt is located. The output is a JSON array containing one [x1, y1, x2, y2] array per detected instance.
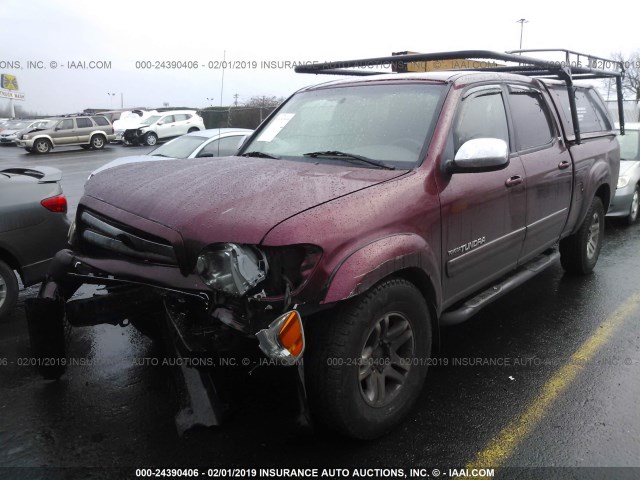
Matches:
[[0, 144, 639, 479]]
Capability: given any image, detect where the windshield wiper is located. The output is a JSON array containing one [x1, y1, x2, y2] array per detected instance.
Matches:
[[303, 151, 395, 170], [241, 151, 280, 159]]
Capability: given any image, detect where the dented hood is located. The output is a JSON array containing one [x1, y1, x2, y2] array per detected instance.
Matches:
[[84, 156, 407, 245]]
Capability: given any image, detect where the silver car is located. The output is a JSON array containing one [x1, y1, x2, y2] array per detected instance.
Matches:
[[89, 128, 253, 179], [0, 119, 40, 145], [608, 123, 640, 224]]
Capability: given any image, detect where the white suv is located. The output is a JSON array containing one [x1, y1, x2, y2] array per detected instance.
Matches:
[[122, 110, 205, 146]]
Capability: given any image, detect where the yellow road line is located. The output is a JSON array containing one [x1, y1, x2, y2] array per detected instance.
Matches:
[[467, 290, 640, 472]]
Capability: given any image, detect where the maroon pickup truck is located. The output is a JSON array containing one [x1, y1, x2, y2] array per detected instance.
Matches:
[[26, 50, 624, 439]]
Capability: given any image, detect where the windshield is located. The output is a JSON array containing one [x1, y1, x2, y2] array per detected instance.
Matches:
[[619, 130, 639, 160], [150, 135, 207, 158], [31, 120, 56, 129], [242, 83, 445, 168], [142, 115, 161, 126]]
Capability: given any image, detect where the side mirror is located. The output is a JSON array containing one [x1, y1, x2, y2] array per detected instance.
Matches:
[[445, 138, 509, 174], [157, 121, 164, 125]]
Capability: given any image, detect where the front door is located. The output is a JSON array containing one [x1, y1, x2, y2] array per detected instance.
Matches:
[[438, 85, 526, 305]]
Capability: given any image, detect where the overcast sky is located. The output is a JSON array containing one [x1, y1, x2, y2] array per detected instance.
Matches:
[[0, 0, 636, 115]]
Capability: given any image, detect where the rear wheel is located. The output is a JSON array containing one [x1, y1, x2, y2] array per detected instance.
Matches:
[[305, 278, 431, 439], [0, 260, 18, 321], [33, 138, 51, 154], [187, 127, 199, 133], [560, 196, 604, 275], [90, 135, 106, 150]]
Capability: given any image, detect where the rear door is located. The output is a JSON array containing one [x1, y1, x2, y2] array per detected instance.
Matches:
[[174, 114, 191, 135], [439, 85, 526, 304], [156, 115, 176, 139], [504, 84, 572, 263], [75, 117, 94, 143]]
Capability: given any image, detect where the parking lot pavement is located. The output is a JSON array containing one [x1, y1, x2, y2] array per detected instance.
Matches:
[[0, 143, 639, 478]]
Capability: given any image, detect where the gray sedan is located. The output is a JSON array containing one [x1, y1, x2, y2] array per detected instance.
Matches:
[[0, 167, 70, 320], [608, 123, 640, 224]]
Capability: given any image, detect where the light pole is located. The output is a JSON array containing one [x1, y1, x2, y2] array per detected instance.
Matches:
[[206, 97, 214, 107], [516, 19, 528, 51], [107, 92, 115, 109]]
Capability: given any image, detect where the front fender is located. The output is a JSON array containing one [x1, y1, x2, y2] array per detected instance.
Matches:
[[322, 234, 441, 310]]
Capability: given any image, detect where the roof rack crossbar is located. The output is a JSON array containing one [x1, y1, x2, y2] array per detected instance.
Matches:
[[294, 49, 625, 143]]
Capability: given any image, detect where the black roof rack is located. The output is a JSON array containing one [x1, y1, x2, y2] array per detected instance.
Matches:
[[295, 49, 626, 143]]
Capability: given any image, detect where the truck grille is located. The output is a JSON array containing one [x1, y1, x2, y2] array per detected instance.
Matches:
[[78, 210, 177, 265]]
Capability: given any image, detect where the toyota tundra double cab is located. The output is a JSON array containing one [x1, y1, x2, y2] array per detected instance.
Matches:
[[26, 50, 623, 439]]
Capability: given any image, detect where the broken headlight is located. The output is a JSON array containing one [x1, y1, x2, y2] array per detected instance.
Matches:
[[196, 243, 268, 296]]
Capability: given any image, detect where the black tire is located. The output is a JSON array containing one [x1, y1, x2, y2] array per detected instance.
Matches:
[[33, 138, 51, 154], [130, 316, 162, 341], [90, 135, 106, 150], [560, 196, 604, 275], [144, 132, 158, 146], [305, 278, 432, 439], [25, 297, 67, 380], [0, 259, 18, 321], [625, 185, 640, 225], [187, 127, 199, 133]]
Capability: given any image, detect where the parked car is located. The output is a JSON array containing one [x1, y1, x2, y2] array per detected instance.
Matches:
[[122, 110, 205, 146], [0, 167, 69, 320], [16, 115, 115, 153], [0, 119, 40, 145], [607, 123, 640, 224], [112, 109, 158, 142], [26, 50, 621, 439], [89, 128, 252, 179]]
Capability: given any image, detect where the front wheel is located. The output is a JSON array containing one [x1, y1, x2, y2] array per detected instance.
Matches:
[[626, 185, 639, 225], [560, 196, 604, 275], [33, 138, 51, 154], [144, 132, 158, 146], [305, 278, 432, 439]]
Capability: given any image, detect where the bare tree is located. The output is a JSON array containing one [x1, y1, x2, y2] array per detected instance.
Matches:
[[243, 95, 285, 108], [613, 51, 640, 102]]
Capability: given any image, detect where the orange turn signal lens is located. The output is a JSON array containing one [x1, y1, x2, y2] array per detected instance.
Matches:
[[278, 311, 304, 357]]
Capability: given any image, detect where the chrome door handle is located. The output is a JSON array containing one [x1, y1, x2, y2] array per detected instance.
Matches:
[[558, 160, 571, 170]]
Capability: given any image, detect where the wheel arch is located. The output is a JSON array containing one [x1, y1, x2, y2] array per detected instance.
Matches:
[[31, 135, 54, 150], [321, 234, 442, 349]]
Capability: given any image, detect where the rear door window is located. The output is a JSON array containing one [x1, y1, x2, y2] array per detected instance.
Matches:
[[507, 86, 554, 151], [76, 118, 92, 128]]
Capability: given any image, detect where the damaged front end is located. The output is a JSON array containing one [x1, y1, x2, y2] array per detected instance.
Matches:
[[25, 207, 323, 432]]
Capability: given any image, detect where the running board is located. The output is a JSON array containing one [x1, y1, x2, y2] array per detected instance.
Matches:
[[440, 250, 560, 326]]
